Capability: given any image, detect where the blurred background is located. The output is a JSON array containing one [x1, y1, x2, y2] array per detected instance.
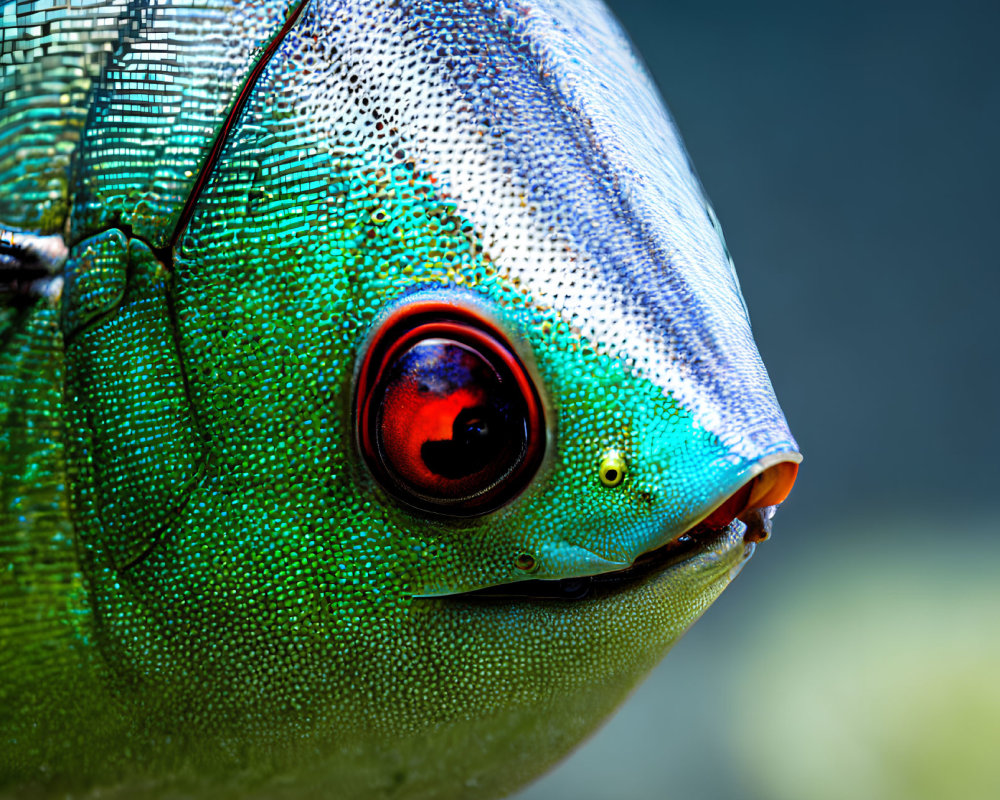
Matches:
[[516, 0, 1000, 798]]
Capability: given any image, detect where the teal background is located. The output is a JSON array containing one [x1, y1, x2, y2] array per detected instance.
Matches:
[[517, 0, 1000, 798]]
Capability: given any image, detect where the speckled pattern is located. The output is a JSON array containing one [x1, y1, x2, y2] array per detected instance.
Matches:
[[1, 1, 798, 798]]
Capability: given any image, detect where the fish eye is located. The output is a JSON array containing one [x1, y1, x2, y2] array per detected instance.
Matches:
[[355, 301, 545, 516]]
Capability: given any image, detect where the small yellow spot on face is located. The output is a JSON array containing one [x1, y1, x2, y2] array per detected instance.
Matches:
[[599, 451, 627, 487], [514, 553, 538, 572]]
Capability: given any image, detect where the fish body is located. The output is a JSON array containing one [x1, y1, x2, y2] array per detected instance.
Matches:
[[0, 1, 799, 798]]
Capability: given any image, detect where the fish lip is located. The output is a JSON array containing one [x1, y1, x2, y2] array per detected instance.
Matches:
[[431, 509, 764, 603]]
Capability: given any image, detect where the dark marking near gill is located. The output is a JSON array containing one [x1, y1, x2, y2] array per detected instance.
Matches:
[[1, 240, 57, 308], [1, 241, 59, 351]]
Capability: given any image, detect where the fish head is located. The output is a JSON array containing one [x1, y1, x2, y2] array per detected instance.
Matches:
[[58, 0, 799, 794]]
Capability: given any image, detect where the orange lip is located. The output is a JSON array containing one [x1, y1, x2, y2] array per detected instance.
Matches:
[[702, 459, 800, 530]]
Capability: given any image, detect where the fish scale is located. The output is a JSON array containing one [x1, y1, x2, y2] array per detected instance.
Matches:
[[1, 1, 799, 798]]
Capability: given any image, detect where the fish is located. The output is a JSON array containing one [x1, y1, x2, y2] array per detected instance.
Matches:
[[0, 1, 800, 798]]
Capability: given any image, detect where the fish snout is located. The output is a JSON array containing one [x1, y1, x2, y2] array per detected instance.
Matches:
[[701, 457, 800, 543]]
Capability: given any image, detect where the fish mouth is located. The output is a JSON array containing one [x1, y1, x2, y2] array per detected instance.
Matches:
[[444, 458, 797, 603], [449, 506, 771, 602]]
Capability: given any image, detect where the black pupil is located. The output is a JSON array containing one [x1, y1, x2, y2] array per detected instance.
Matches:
[[421, 406, 504, 479]]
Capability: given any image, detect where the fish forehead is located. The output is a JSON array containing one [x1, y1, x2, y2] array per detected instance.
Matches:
[[302, 0, 796, 459], [53, 0, 793, 465]]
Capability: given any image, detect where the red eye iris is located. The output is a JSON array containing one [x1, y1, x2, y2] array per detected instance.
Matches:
[[355, 301, 545, 516]]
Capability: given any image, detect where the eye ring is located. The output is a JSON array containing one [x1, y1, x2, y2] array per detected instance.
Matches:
[[599, 451, 627, 487], [355, 300, 545, 517]]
